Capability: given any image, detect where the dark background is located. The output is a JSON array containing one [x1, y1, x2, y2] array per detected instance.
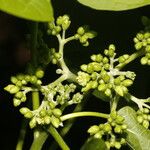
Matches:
[[0, 0, 150, 149]]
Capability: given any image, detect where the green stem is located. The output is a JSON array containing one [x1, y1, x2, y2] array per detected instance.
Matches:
[[32, 91, 40, 110], [30, 130, 48, 150], [16, 119, 28, 150], [116, 49, 145, 70], [61, 112, 109, 121], [111, 95, 120, 112], [48, 126, 70, 150]]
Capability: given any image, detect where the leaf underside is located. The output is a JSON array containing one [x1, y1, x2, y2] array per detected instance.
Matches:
[[0, 0, 53, 22], [118, 106, 150, 150], [77, 0, 150, 11]]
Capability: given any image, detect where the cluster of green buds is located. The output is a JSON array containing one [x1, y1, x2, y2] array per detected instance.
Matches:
[[47, 15, 96, 47], [50, 48, 61, 64], [41, 83, 83, 106], [4, 69, 44, 106], [88, 111, 127, 149], [20, 101, 62, 128], [136, 108, 150, 129], [47, 15, 70, 35], [134, 32, 150, 65], [75, 26, 96, 46], [77, 44, 135, 97]]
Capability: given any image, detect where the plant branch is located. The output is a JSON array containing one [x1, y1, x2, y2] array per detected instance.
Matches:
[[48, 126, 70, 150], [61, 111, 109, 121], [116, 49, 145, 70]]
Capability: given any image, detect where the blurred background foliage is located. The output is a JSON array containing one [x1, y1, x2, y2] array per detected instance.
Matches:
[[0, 0, 150, 149]]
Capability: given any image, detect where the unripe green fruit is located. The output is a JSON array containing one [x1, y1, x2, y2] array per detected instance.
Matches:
[[36, 69, 44, 78], [142, 120, 149, 129], [24, 111, 33, 119], [13, 98, 21, 107], [20, 107, 30, 115], [44, 116, 51, 124], [141, 57, 148, 65], [88, 125, 99, 134], [122, 79, 133, 87], [51, 116, 60, 128], [104, 123, 112, 132], [53, 108, 62, 117], [115, 142, 121, 149], [29, 118, 36, 128], [114, 125, 122, 133], [137, 115, 143, 123], [77, 27, 85, 35], [135, 42, 142, 50]]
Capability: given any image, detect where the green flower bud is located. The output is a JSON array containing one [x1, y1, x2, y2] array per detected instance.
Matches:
[[13, 98, 21, 107], [24, 75, 31, 82], [56, 16, 63, 25], [91, 81, 98, 89], [96, 54, 103, 62], [51, 116, 61, 128], [83, 41, 89, 47], [88, 125, 99, 134], [143, 120, 149, 129], [115, 142, 121, 149], [44, 116, 51, 124], [98, 84, 107, 91], [104, 49, 109, 56], [11, 76, 18, 84], [147, 38, 150, 44], [141, 57, 148, 65], [49, 102, 56, 109], [123, 54, 129, 60], [47, 109, 52, 116], [20, 107, 30, 115], [120, 138, 126, 144], [40, 109, 47, 117], [114, 125, 122, 133], [81, 64, 87, 71], [105, 141, 111, 149], [114, 86, 124, 96], [4, 85, 20, 94], [144, 108, 150, 114], [21, 80, 27, 85], [30, 76, 37, 84], [17, 74, 24, 80], [133, 37, 139, 43], [36, 69, 44, 78], [91, 54, 97, 61], [135, 42, 142, 50], [121, 124, 127, 130], [104, 64, 110, 70], [109, 44, 116, 51], [103, 57, 109, 64], [55, 26, 61, 33], [104, 88, 112, 97], [53, 108, 62, 117], [136, 33, 144, 40], [147, 115, 150, 121], [21, 96, 26, 102], [108, 49, 115, 57], [87, 63, 94, 73], [102, 74, 110, 83], [118, 56, 125, 63], [114, 78, 121, 85], [94, 132, 102, 139], [91, 72, 97, 80], [37, 80, 42, 85], [104, 123, 112, 132], [143, 114, 148, 120], [77, 27, 85, 35], [122, 79, 133, 87], [16, 81, 22, 87], [144, 32, 150, 38], [116, 115, 124, 124], [137, 115, 143, 123], [29, 118, 36, 128], [24, 111, 33, 119], [52, 30, 57, 35], [92, 62, 102, 72], [15, 92, 24, 98], [74, 34, 80, 40], [146, 45, 150, 52]]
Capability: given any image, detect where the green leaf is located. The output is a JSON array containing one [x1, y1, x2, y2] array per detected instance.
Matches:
[[118, 106, 150, 150], [81, 137, 108, 150], [77, 0, 150, 11], [0, 0, 53, 22]]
